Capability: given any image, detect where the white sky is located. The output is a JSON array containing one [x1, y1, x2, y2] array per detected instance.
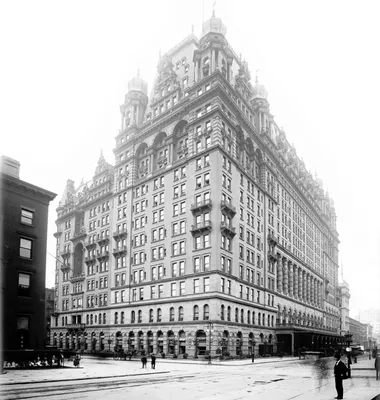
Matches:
[[1, 0, 379, 318]]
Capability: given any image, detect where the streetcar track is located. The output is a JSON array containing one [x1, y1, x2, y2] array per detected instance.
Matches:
[[1, 374, 198, 400]]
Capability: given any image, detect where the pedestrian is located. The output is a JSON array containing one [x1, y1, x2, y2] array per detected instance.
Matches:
[[251, 352, 255, 363], [314, 355, 328, 390], [333, 353, 348, 399], [375, 354, 380, 380], [141, 355, 147, 368], [151, 354, 156, 369]]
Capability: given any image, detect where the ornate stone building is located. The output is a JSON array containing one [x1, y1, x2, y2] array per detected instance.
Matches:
[[51, 14, 341, 357]]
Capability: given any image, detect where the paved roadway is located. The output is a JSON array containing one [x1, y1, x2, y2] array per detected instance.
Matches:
[[1, 355, 379, 400]]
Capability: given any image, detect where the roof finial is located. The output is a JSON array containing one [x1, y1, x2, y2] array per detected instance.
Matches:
[[255, 69, 260, 84], [212, 0, 216, 17]]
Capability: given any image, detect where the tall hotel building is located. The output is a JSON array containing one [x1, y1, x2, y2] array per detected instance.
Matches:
[[51, 14, 341, 357]]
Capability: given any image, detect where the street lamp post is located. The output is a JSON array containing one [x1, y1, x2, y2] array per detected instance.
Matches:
[[207, 321, 213, 365], [344, 332, 353, 378]]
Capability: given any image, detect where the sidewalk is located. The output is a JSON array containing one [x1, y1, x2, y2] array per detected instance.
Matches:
[[0, 355, 298, 385]]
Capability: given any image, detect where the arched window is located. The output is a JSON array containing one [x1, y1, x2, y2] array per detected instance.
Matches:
[[203, 304, 209, 320], [193, 305, 199, 320], [114, 312, 118, 324], [178, 306, 184, 321], [235, 307, 238, 322], [149, 309, 154, 323], [138, 310, 142, 323], [267, 314, 270, 326], [131, 310, 135, 323], [170, 307, 175, 321], [90, 314, 93, 325], [252, 311, 255, 325], [103, 313, 106, 324], [262, 313, 265, 326], [247, 310, 251, 324], [227, 306, 231, 321], [258, 312, 261, 325], [98, 313, 101, 325], [157, 308, 162, 322], [121, 311, 125, 324], [221, 305, 225, 320], [240, 309, 244, 323]]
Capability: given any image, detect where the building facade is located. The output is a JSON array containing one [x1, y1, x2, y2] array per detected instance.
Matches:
[[337, 280, 350, 336], [45, 288, 55, 347], [50, 14, 341, 357], [0, 156, 56, 351]]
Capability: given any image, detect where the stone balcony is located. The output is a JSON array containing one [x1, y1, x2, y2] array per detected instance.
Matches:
[[190, 220, 212, 234]]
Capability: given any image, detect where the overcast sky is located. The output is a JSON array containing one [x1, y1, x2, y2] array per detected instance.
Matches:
[[1, 0, 379, 319]]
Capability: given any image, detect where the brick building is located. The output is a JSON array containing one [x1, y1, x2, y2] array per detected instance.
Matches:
[[0, 156, 56, 351]]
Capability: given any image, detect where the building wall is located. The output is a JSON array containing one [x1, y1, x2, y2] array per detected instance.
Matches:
[[1, 157, 56, 350]]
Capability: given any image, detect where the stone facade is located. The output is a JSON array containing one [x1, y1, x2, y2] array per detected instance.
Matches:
[[50, 14, 341, 358]]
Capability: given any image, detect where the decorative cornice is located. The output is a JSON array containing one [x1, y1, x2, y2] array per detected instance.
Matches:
[[1, 173, 56, 204]]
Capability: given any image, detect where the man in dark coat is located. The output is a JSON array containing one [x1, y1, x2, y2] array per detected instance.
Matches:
[[333, 353, 348, 399], [151, 354, 156, 369], [141, 356, 147, 368], [375, 354, 380, 380]]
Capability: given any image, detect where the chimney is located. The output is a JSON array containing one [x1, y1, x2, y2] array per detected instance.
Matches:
[[0, 155, 20, 179]]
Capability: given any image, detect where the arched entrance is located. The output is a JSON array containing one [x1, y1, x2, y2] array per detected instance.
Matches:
[[116, 331, 123, 350], [91, 332, 96, 351], [196, 330, 207, 357], [168, 330, 175, 355], [248, 332, 255, 356], [99, 332, 105, 351], [127, 331, 135, 352], [221, 330, 229, 356], [157, 331, 164, 354], [236, 332, 243, 356], [137, 331, 144, 354], [147, 331, 154, 354], [178, 330, 186, 355]]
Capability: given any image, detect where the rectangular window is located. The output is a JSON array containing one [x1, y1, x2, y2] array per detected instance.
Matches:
[[194, 257, 200, 273], [18, 273, 30, 296], [204, 277, 210, 292], [193, 279, 200, 294], [178, 281, 185, 297], [158, 285, 163, 298], [20, 237, 32, 258], [21, 209, 34, 225], [171, 282, 176, 296]]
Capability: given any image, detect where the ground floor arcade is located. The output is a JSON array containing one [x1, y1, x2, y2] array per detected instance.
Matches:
[[51, 324, 276, 358]]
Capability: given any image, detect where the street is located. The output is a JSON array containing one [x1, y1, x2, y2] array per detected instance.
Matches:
[[1, 356, 379, 400]]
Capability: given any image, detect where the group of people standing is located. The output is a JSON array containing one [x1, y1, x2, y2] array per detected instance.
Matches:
[[141, 354, 156, 369]]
